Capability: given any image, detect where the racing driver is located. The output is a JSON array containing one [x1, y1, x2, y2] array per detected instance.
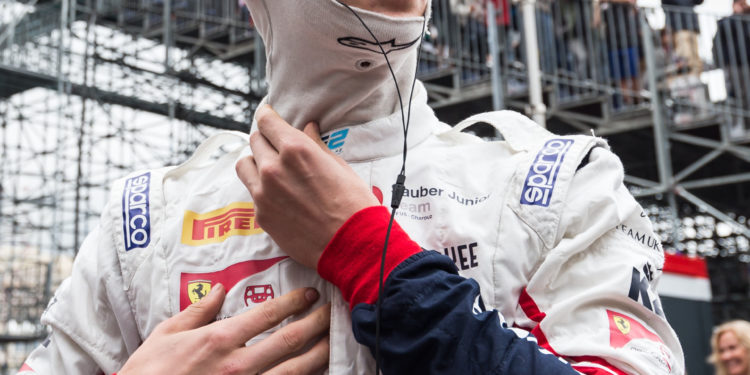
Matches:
[[20, 0, 685, 374]]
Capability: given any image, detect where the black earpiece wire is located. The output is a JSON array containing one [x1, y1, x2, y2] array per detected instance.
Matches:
[[336, 2, 427, 374]]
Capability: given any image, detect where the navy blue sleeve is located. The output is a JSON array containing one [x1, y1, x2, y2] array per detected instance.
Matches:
[[350, 250, 580, 374]]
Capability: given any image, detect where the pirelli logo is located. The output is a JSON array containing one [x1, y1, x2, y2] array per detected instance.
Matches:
[[181, 202, 263, 245]]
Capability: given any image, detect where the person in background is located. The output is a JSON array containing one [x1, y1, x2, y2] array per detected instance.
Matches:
[[557, 0, 595, 92], [595, 0, 643, 107], [712, 0, 750, 139], [661, 0, 703, 77], [449, 0, 488, 79], [709, 320, 750, 375], [734, 0, 750, 14], [537, 0, 557, 74]]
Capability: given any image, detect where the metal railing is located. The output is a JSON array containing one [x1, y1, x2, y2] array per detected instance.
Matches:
[[484, 1, 653, 122], [94, 0, 255, 57], [4, 1, 750, 133], [96, 0, 251, 29], [416, 1, 659, 119], [476, 1, 750, 137]]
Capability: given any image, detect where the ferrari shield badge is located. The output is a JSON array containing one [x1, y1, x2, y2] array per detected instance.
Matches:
[[614, 315, 631, 335], [187, 280, 212, 304]]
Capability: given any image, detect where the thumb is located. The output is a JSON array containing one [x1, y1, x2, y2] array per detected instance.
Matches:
[[303, 122, 327, 150], [161, 283, 226, 333], [304, 122, 348, 167]]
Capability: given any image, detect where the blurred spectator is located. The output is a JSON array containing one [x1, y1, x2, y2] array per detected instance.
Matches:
[[431, 0, 454, 67], [450, 0, 488, 78], [482, 0, 510, 68], [489, 0, 510, 28], [734, 0, 750, 15], [449, 0, 483, 18], [662, 0, 704, 77], [712, 0, 750, 138], [713, 1, 750, 81], [503, 0, 523, 67], [558, 0, 594, 78], [536, 0, 556, 74], [709, 320, 750, 375], [595, 0, 643, 107]]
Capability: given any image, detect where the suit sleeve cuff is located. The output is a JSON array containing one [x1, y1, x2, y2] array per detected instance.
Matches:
[[317, 205, 422, 309]]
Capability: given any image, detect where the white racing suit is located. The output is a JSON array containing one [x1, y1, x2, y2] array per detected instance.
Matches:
[[20, 81, 685, 374]]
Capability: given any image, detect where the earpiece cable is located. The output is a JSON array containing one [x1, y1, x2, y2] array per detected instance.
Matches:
[[336, 2, 427, 374]]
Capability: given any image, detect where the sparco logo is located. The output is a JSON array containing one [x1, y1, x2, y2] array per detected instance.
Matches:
[[520, 139, 574, 207], [122, 172, 151, 251]]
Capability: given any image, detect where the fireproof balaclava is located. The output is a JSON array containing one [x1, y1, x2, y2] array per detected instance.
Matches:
[[244, 0, 431, 133]]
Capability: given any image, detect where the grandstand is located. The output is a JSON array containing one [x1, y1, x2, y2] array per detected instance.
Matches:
[[0, 0, 748, 373]]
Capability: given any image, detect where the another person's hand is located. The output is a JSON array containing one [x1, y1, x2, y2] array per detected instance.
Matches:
[[235, 105, 379, 269], [119, 285, 330, 375]]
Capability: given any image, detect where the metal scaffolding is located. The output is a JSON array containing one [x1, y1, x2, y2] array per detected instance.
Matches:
[[1, 1, 264, 370]]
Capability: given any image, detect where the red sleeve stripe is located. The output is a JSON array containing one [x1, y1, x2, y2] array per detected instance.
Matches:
[[571, 357, 628, 375], [317, 205, 422, 310], [518, 288, 627, 375], [519, 288, 546, 324]]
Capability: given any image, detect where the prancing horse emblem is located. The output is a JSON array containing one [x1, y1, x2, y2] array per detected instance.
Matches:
[[187, 280, 212, 304], [614, 315, 631, 335]]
